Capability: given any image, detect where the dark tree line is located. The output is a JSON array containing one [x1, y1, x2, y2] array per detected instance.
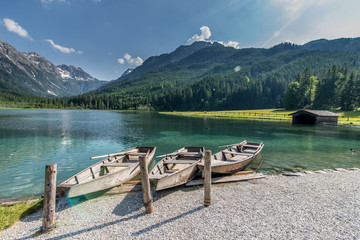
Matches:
[[2, 65, 360, 112], [283, 65, 360, 110]]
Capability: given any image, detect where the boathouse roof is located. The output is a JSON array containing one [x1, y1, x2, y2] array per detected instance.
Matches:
[[289, 110, 341, 117], [289, 110, 341, 125]]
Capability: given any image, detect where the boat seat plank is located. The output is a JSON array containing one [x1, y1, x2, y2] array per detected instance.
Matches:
[[177, 152, 202, 156], [164, 160, 198, 164], [223, 150, 253, 156], [125, 153, 147, 156], [243, 144, 259, 148], [101, 163, 136, 167]]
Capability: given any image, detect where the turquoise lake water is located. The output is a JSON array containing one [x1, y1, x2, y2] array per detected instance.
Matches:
[[0, 109, 360, 201]]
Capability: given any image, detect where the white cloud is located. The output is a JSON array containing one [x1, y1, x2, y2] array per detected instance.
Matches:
[[187, 26, 212, 45], [187, 26, 240, 49], [45, 39, 82, 54], [1, 18, 32, 40], [219, 40, 240, 49], [118, 53, 143, 66]]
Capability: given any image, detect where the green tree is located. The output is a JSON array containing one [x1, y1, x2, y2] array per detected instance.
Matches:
[[283, 81, 301, 110], [339, 73, 356, 111]]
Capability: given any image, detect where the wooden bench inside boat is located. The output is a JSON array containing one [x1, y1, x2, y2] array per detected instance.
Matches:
[[101, 162, 137, 167], [222, 150, 253, 156], [164, 160, 199, 164], [125, 152, 148, 156], [243, 144, 258, 148], [177, 152, 202, 157]]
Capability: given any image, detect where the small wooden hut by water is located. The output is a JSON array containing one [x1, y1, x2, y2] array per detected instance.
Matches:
[[289, 110, 341, 125]]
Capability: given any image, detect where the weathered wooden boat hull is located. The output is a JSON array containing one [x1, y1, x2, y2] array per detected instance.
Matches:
[[149, 147, 204, 191], [198, 141, 263, 174], [57, 146, 156, 198], [150, 163, 199, 191], [209, 155, 256, 174]]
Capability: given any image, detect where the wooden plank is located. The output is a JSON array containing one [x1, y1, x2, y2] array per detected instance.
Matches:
[[222, 151, 253, 156], [243, 144, 259, 148], [164, 160, 198, 164], [101, 163, 135, 167], [90, 149, 138, 159], [233, 170, 254, 175], [185, 173, 265, 187], [177, 152, 202, 156], [218, 140, 247, 148], [156, 152, 202, 158], [126, 152, 147, 156]]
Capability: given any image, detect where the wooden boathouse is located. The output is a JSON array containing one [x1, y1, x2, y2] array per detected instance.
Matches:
[[289, 110, 341, 125]]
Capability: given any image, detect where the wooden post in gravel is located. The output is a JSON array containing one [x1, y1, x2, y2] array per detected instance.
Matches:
[[42, 164, 57, 233], [204, 150, 212, 207], [139, 156, 154, 214]]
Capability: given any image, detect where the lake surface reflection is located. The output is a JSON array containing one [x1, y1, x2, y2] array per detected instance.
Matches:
[[0, 109, 359, 200]]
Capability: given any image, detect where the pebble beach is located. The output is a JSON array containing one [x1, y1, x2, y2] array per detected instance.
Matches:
[[1, 168, 360, 240]]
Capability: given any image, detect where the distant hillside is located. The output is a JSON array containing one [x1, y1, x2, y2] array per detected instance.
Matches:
[[117, 41, 221, 81], [0, 40, 106, 97], [3, 37, 360, 111], [69, 37, 360, 111], [303, 37, 360, 52]]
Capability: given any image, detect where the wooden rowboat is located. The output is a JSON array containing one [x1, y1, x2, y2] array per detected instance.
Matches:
[[57, 146, 156, 198], [197, 141, 263, 174], [149, 147, 204, 191]]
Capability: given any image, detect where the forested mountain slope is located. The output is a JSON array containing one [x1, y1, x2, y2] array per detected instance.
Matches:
[[3, 37, 360, 111], [73, 39, 360, 110]]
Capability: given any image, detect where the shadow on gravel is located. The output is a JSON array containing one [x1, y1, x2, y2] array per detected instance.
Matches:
[[26, 212, 146, 240], [112, 184, 200, 217], [132, 205, 205, 237]]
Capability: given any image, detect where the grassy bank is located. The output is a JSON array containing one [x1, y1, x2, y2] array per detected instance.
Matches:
[[160, 109, 360, 126], [0, 200, 43, 231]]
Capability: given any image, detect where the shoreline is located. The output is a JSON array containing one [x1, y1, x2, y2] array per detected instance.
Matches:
[[0, 166, 359, 205], [2, 107, 360, 126], [1, 168, 360, 239], [160, 109, 360, 126]]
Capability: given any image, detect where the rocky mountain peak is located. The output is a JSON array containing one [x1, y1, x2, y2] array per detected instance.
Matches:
[[0, 39, 104, 97], [57, 64, 96, 81]]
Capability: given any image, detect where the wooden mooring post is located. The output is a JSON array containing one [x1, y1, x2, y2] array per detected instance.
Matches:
[[139, 156, 154, 214], [204, 150, 212, 207], [42, 164, 57, 233]]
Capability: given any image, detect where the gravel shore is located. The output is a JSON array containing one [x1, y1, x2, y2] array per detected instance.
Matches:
[[1, 169, 360, 240]]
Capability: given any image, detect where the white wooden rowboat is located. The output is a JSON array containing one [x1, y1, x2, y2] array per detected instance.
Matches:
[[57, 146, 156, 198], [149, 147, 204, 191], [197, 141, 263, 174]]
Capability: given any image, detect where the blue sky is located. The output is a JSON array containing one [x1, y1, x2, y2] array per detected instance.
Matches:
[[1, 0, 360, 80]]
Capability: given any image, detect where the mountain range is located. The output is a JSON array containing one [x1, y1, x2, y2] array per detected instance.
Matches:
[[1, 37, 360, 110], [96, 37, 360, 93], [0, 40, 106, 97]]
